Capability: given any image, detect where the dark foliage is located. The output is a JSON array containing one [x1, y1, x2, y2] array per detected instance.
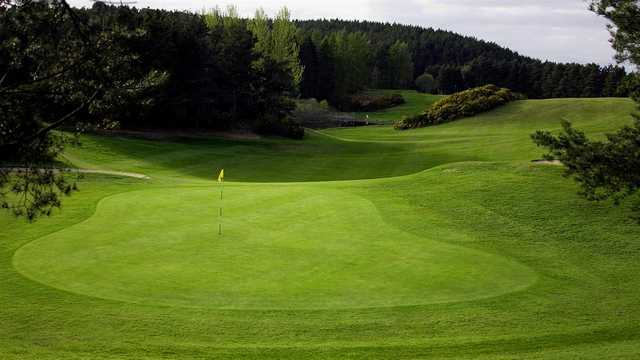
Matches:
[[346, 93, 405, 112], [415, 73, 435, 93], [393, 114, 426, 130], [296, 19, 631, 100], [80, 5, 298, 132], [254, 117, 305, 139], [299, 37, 320, 100], [532, 119, 640, 216], [0, 0, 164, 220]]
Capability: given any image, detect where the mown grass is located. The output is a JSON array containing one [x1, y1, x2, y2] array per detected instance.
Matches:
[[1, 97, 640, 359]]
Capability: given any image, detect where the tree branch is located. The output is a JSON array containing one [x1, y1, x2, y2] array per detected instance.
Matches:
[[0, 90, 99, 157], [27, 90, 99, 144]]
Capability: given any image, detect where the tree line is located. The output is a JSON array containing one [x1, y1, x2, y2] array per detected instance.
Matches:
[[296, 19, 633, 104], [76, 3, 303, 135]]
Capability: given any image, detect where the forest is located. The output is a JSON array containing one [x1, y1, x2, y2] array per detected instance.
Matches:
[[0, 1, 635, 139], [297, 19, 633, 102]]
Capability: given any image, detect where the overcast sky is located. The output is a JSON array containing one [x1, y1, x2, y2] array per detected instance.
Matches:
[[68, 0, 624, 67]]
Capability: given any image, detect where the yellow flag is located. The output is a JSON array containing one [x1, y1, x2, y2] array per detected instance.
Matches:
[[217, 169, 224, 183]]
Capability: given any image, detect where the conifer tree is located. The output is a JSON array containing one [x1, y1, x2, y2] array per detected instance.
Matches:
[[532, 0, 640, 221]]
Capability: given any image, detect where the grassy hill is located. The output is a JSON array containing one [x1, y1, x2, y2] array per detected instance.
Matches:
[[2, 98, 640, 359]]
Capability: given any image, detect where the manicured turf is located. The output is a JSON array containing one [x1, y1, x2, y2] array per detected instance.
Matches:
[[2, 97, 640, 359], [14, 185, 535, 310]]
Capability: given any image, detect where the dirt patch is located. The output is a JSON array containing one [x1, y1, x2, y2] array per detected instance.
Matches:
[[91, 129, 261, 141], [531, 159, 563, 166], [74, 169, 150, 179], [3, 168, 150, 180]]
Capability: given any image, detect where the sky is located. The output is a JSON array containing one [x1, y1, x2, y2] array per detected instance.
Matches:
[[67, 0, 623, 67]]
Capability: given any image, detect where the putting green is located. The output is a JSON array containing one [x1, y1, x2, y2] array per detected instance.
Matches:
[[14, 184, 536, 309]]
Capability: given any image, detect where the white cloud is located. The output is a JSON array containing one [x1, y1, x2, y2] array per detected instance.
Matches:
[[66, 0, 621, 66]]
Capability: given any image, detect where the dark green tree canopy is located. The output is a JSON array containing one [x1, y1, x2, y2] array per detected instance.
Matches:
[[0, 1, 301, 220], [296, 19, 631, 100], [0, 0, 165, 220], [590, 0, 640, 67], [415, 73, 435, 93]]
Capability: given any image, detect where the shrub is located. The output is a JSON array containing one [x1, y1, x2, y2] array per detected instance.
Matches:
[[394, 85, 516, 130], [415, 73, 435, 93], [254, 117, 305, 139], [346, 93, 405, 112], [291, 99, 367, 129], [393, 114, 427, 130]]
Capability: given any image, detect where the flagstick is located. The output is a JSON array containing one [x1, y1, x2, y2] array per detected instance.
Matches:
[[219, 180, 224, 236]]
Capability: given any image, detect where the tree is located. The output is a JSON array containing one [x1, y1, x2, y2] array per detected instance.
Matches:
[[372, 46, 391, 88], [319, 30, 371, 105], [296, 19, 630, 100], [532, 119, 640, 214], [590, 0, 640, 66], [316, 36, 336, 102], [415, 72, 435, 93], [246, 7, 270, 55], [341, 32, 372, 96], [436, 65, 463, 94], [602, 65, 627, 97], [581, 64, 603, 97], [532, 0, 640, 220], [206, 6, 256, 125], [206, 6, 298, 134], [248, 7, 303, 90], [388, 41, 414, 89], [0, 0, 164, 220], [299, 37, 319, 99]]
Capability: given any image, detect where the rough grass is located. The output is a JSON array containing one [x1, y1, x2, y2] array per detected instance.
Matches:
[[1, 97, 640, 359]]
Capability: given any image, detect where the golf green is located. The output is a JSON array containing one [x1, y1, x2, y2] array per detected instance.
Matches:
[[13, 185, 536, 309]]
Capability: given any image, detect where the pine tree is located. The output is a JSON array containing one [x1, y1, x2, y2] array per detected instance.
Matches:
[[436, 66, 463, 94], [316, 36, 336, 102], [248, 7, 303, 89], [533, 0, 640, 221], [272, 7, 303, 88], [388, 41, 414, 89], [299, 37, 319, 99], [415, 73, 435, 93]]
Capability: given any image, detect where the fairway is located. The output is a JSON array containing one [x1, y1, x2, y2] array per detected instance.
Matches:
[[3, 98, 640, 359]]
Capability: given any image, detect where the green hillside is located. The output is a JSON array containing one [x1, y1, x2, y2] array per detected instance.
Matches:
[[2, 98, 640, 359]]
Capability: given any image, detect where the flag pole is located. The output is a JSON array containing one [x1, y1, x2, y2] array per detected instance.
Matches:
[[218, 169, 224, 236], [219, 180, 223, 235]]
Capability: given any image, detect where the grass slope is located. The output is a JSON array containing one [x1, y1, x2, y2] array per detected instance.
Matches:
[[2, 98, 640, 359]]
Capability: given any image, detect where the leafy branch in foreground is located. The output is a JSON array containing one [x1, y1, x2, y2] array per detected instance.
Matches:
[[590, 0, 640, 66], [531, 119, 640, 215], [0, 0, 165, 221], [531, 0, 640, 221]]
